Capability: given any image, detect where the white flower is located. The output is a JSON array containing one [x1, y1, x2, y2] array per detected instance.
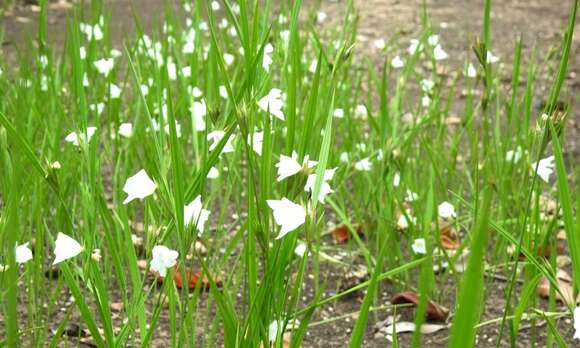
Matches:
[[190, 86, 203, 98], [422, 95, 431, 108], [53, 233, 83, 265], [354, 158, 372, 171], [207, 131, 235, 154], [486, 51, 500, 64], [374, 38, 386, 50], [109, 83, 121, 99], [262, 43, 274, 71], [269, 320, 283, 342], [65, 127, 97, 147], [340, 152, 349, 163], [393, 172, 401, 187], [304, 169, 336, 203], [122, 169, 157, 204], [140, 84, 150, 96], [333, 108, 345, 118], [532, 156, 555, 183], [190, 100, 207, 132], [574, 307, 580, 340], [184, 195, 211, 233], [267, 198, 306, 239], [316, 11, 327, 23], [207, 167, 219, 179], [118, 123, 133, 138], [406, 190, 419, 202], [391, 55, 404, 69], [223, 53, 234, 66], [167, 61, 177, 80], [15, 243, 33, 264], [89, 103, 105, 115], [397, 214, 416, 230], [427, 35, 439, 46], [91, 249, 102, 262], [249, 131, 264, 156], [466, 63, 477, 78], [211, 0, 220, 11], [294, 243, 307, 257], [94, 58, 114, 76], [420, 79, 435, 93], [219, 85, 228, 99], [110, 49, 122, 58], [275, 151, 317, 182], [258, 88, 285, 121], [506, 146, 523, 163], [412, 238, 427, 254], [308, 60, 318, 73], [354, 104, 367, 119], [438, 201, 456, 219], [433, 44, 448, 60], [150, 245, 178, 277], [408, 39, 422, 54]]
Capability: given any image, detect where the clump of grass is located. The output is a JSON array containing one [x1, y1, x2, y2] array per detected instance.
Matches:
[[0, 0, 579, 347]]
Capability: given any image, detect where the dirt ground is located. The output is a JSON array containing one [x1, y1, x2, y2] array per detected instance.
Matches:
[[1, 0, 580, 347]]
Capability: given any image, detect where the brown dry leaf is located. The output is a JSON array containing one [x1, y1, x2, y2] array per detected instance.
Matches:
[[439, 221, 460, 250], [109, 302, 123, 312], [165, 266, 222, 291], [136, 259, 148, 270], [538, 269, 577, 305], [519, 242, 566, 260], [444, 116, 462, 126], [330, 224, 363, 243], [390, 291, 449, 322]]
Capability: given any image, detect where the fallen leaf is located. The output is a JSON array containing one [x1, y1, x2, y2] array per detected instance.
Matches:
[[439, 221, 460, 250], [156, 266, 222, 291], [330, 224, 363, 243], [109, 302, 123, 312], [538, 269, 578, 305], [383, 321, 447, 341], [390, 291, 449, 321]]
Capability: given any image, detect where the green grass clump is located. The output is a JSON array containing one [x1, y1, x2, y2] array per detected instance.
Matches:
[[0, 0, 579, 347]]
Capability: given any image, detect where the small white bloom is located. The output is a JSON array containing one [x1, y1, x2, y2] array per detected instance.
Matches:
[[422, 95, 431, 108], [406, 190, 419, 202], [190, 86, 203, 98], [207, 166, 219, 179], [574, 307, 580, 340], [51, 161, 62, 169], [412, 238, 427, 254], [122, 169, 157, 204], [94, 58, 114, 76], [427, 35, 439, 46], [267, 198, 306, 239], [333, 108, 344, 118], [110, 49, 122, 58], [65, 127, 97, 147], [219, 85, 228, 99], [15, 243, 33, 264], [374, 38, 386, 50], [140, 84, 150, 96], [109, 83, 122, 99], [207, 131, 235, 154], [190, 100, 207, 132], [150, 245, 178, 277], [53, 233, 83, 265], [438, 201, 456, 219], [340, 152, 349, 163], [80, 46, 87, 59], [393, 172, 401, 187], [118, 123, 133, 138], [223, 53, 235, 66], [91, 249, 102, 262], [249, 131, 264, 156], [532, 156, 555, 183], [304, 168, 336, 203], [466, 63, 477, 78], [89, 103, 105, 115], [408, 39, 422, 54], [184, 195, 211, 233], [316, 11, 327, 23], [391, 55, 404, 69], [420, 79, 435, 93], [211, 0, 220, 11], [269, 320, 283, 342], [167, 61, 177, 80], [294, 243, 307, 257], [275, 151, 317, 182], [505, 146, 523, 163], [354, 104, 367, 119], [486, 51, 500, 64], [397, 214, 415, 230], [433, 44, 448, 60], [258, 88, 285, 121], [354, 158, 372, 171]]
